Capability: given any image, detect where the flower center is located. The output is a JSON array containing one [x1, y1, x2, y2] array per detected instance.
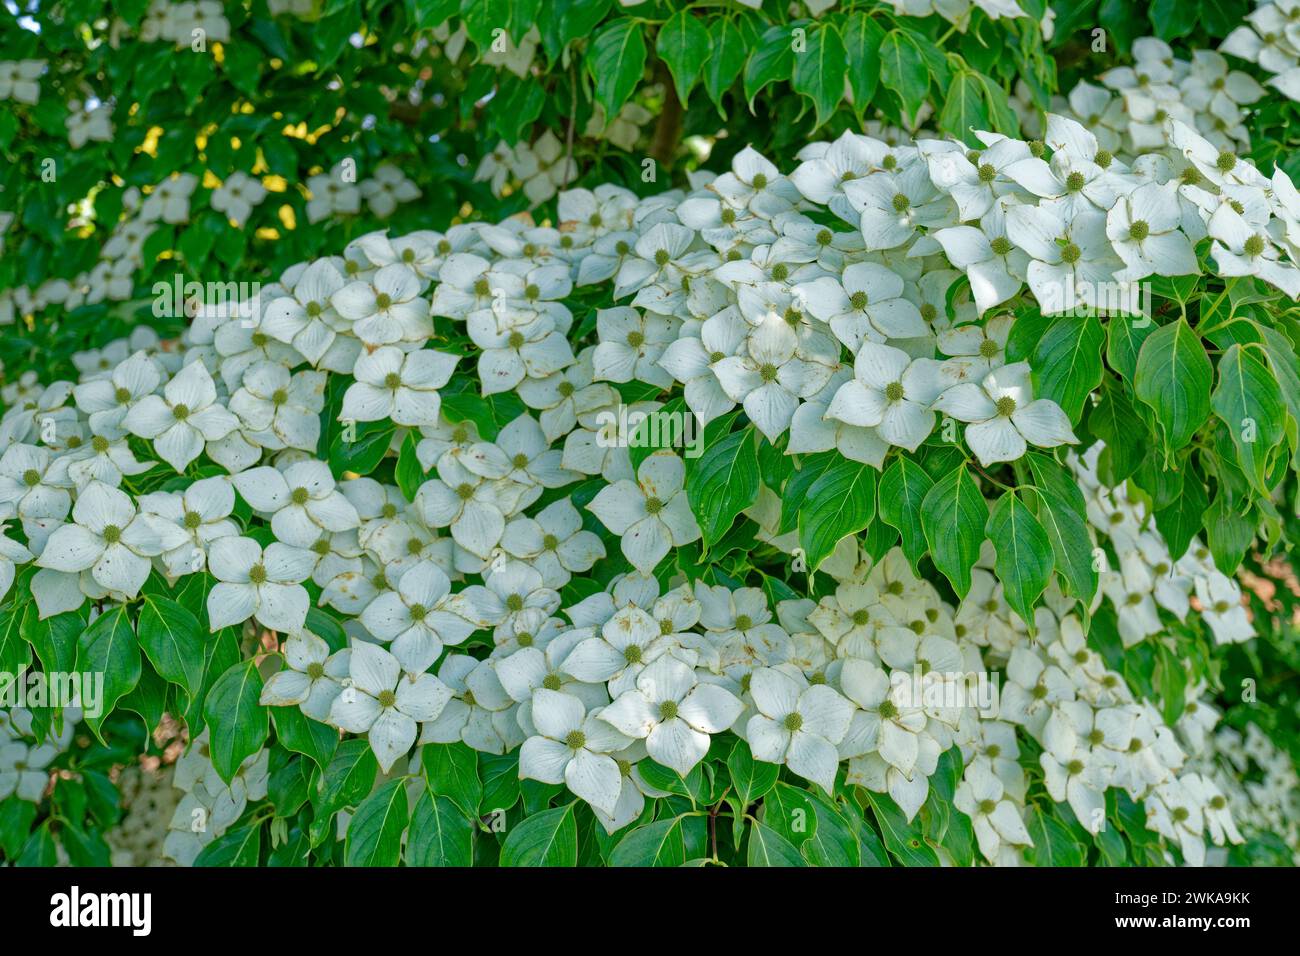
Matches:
[[506, 594, 524, 612], [375, 293, 392, 309], [654, 249, 670, 266], [377, 689, 397, 708], [455, 483, 474, 500], [22, 469, 40, 487], [891, 193, 910, 213], [644, 496, 664, 515], [623, 644, 643, 664], [878, 699, 898, 719], [979, 338, 1000, 358], [306, 662, 325, 680], [659, 700, 678, 720], [564, 729, 586, 750], [1128, 220, 1149, 242], [995, 395, 1017, 417], [172, 403, 190, 420], [515, 631, 533, 647], [409, 603, 427, 621], [752, 173, 768, 189], [507, 331, 525, 349], [1095, 149, 1113, 168], [626, 330, 645, 348], [884, 381, 905, 402], [184, 510, 203, 529], [1060, 242, 1082, 264], [771, 263, 789, 281], [1065, 171, 1086, 192], [313, 538, 332, 556], [851, 609, 870, 626], [542, 673, 563, 690], [271, 388, 289, 405], [978, 799, 997, 815], [1243, 234, 1266, 257], [92, 435, 110, 453], [249, 563, 267, 584], [978, 163, 996, 183], [115, 387, 132, 403], [291, 487, 310, 505], [543, 534, 559, 551], [735, 614, 753, 631], [102, 524, 122, 544], [990, 236, 1012, 256], [850, 291, 869, 310], [783, 712, 803, 732], [1066, 759, 1084, 775], [1216, 151, 1236, 172]]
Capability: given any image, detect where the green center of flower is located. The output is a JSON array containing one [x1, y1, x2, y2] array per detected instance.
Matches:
[[1088, 729, 1105, 746], [375, 293, 392, 310], [1095, 149, 1113, 169], [891, 193, 910, 213], [978, 799, 997, 815], [182, 510, 202, 530], [851, 609, 870, 626], [377, 689, 396, 708], [92, 435, 110, 453], [22, 469, 40, 487], [542, 673, 563, 690], [654, 249, 670, 267], [565, 729, 586, 750], [252, 333, 268, 347], [1128, 220, 1150, 241], [1065, 171, 1086, 192], [115, 386, 132, 403], [816, 229, 832, 246], [978, 163, 996, 183], [720, 208, 736, 225], [172, 403, 190, 421], [1216, 151, 1237, 172], [978, 338, 1000, 359], [615, 240, 631, 256], [626, 330, 645, 348], [474, 278, 491, 296], [1213, 600, 1230, 613], [1029, 140, 1045, 158], [759, 363, 779, 383], [409, 603, 427, 621], [381, 502, 398, 519], [985, 744, 1001, 758], [306, 301, 323, 317], [771, 263, 789, 281], [1066, 759, 1084, 775], [507, 331, 526, 350], [884, 381, 905, 402], [249, 563, 267, 584], [312, 537, 331, 556], [516, 631, 533, 647], [644, 496, 664, 515], [995, 395, 1017, 417], [990, 236, 1013, 256], [291, 487, 310, 505], [920, 303, 937, 322], [271, 388, 289, 405], [752, 173, 768, 189], [525, 284, 540, 301], [102, 524, 122, 544], [878, 699, 898, 719], [506, 594, 524, 612], [623, 644, 643, 664], [735, 614, 753, 631], [306, 662, 325, 680], [1244, 234, 1266, 257], [659, 618, 673, 635], [455, 483, 474, 500], [1060, 242, 1082, 264], [1172, 806, 1190, 822], [882, 154, 897, 170], [382, 372, 401, 390], [850, 291, 869, 310], [783, 712, 803, 732]]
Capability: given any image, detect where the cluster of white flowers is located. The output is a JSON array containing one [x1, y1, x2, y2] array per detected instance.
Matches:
[[475, 131, 579, 207], [1220, 0, 1300, 102], [0, 706, 79, 804], [1070, 444, 1256, 647], [1192, 722, 1300, 863], [3, 32, 1298, 867], [0, 58, 45, 105], [130, 0, 231, 47], [162, 729, 268, 866]]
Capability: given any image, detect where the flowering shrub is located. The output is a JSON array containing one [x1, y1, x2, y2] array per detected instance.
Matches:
[[1, 1, 1299, 869]]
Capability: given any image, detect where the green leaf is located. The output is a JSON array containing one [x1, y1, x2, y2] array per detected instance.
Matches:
[[878, 456, 934, 573], [1153, 463, 1208, 561], [800, 790, 861, 866], [272, 703, 339, 769], [609, 816, 689, 866], [0, 602, 30, 680], [194, 822, 262, 866], [311, 739, 379, 846], [746, 821, 806, 866], [500, 803, 578, 866], [407, 790, 474, 866], [76, 605, 140, 741], [797, 457, 878, 573], [137, 594, 205, 698], [1032, 314, 1105, 424], [345, 778, 409, 867], [395, 431, 428, 502], [1025, 455, 1098, 604], [939, 70, 990, 147], [687, 425, 759, 550], [792, 23, 847, 128], [588, 18, 647, 117], [842, 13, 884, 110], [1211, 344, 1285, 496], [657, 10, 710, 104], [1134, 319, 1212, 455], [1025, 805, 1087, 866], [203, 660, 269, 786], [1107, 314, 1156, 384], [919, 463, 986, 599], [743, 24, 795, 106], [879, 29, 929, 120], [986, 490, 1054, 629], [421, 742, 482, 817], [863, 790, 940, 866], [703, 18, 747, 112], [726, 738, 779, 805]]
